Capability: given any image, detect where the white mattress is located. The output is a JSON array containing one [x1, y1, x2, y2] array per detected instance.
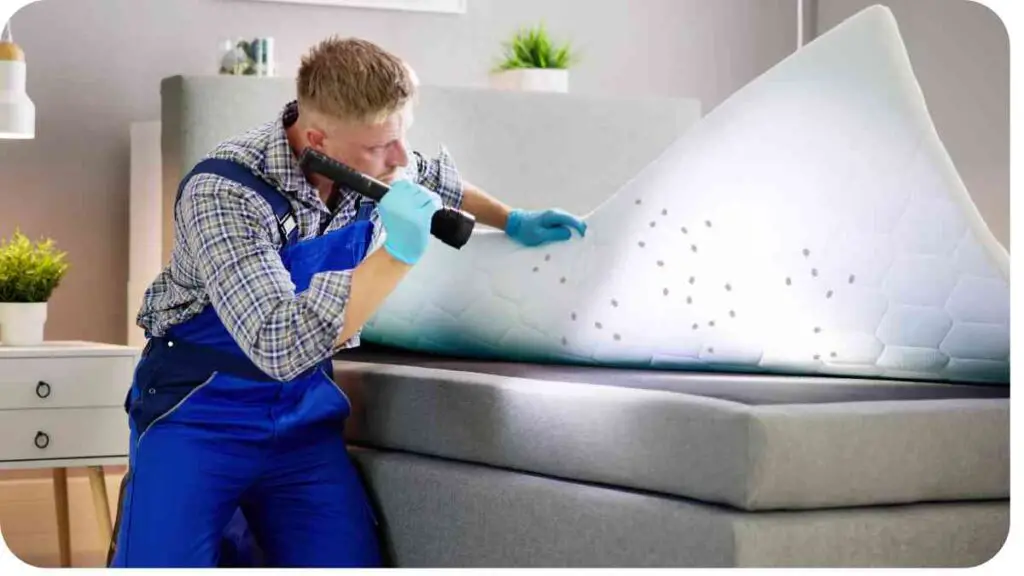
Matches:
[[362, 6, 1010, 385]]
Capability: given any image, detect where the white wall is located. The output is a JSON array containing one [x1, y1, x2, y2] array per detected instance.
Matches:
[[818, 0, 1010, 249]]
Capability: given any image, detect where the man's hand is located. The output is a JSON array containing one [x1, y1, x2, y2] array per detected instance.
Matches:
[[457, 180, 587, 247], [505, 208, 587, 247], [378, 179, 443, 264]]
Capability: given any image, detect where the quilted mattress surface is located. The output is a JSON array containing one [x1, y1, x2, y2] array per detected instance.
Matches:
[[334, 346, 1009, 511], [361, 5, 1010, 384]]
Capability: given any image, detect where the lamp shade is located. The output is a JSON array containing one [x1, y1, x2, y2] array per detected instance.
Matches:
[[0, 39, 34, 139]]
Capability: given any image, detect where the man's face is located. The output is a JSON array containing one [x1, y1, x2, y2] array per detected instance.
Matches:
[[314, 103, 413, 185]]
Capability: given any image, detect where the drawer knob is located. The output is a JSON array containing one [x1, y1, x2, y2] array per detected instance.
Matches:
[[34, 431, 50, 450], [36, 381, 52, 399]]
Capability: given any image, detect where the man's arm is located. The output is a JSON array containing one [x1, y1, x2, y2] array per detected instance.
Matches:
[[179, 175, 411, 381], [409, 147, 587, 245], [460, 180, 512, 231], [335, 247, 410, 344], [409, 148, 510, 230]]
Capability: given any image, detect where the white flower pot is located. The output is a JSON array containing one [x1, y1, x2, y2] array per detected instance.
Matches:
[[0, 302, 48, 346], [488, 68, 569, 93]]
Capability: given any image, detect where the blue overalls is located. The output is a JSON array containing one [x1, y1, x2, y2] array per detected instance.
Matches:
[[109, 158, 382, 568]]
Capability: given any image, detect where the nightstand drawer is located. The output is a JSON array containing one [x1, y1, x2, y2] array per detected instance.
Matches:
[[0, 407, 128, 463], [0, 355, 135, 409]]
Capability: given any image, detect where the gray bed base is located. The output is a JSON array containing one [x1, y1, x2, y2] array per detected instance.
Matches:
[[334, 347, 1009, 568], [350, 447, 1007, 568]]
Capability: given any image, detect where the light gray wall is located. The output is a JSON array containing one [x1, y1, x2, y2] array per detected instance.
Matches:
[[817, 0, 1010, 248], [0, 0, 799, 345]]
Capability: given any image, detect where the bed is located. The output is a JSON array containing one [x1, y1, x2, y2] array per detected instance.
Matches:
[[156, 5, 1009, 567], [334, 344, 1007, 567]]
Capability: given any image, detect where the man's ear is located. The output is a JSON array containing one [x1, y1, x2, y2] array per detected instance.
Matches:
[[305, 127, 327, 151]]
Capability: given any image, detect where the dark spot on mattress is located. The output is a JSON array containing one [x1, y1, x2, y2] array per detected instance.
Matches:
[[532, 266, 539, 272], [545, 254, 551, 261], [687, 296, 693, 304], [635, 199, 642, 205], [725, 283, 732, 291], [595, 322, 603, 329], [814, 327, 822, 334], [786, 277, 792, 286], [661, 209, 668, 216], [657, 260, 665, 267], [561, 337, 568, 346], [689, 276, 696, 285], [692, 323, 699, 330], [639, 241, 646, 248], [560, 277, 567, 284], [826, 290, 834, 299], [705, 220, 712, 228], [811, 268, 818, 277], [663, 288, 670, 296], [613, 334, 622, 341], [729, 310, 736, 318], [611, 299, 619, 307], [571, 312, 577, 321], [849, 274, 856, 284], [803, 248, 810, 257], [681, 227, 688, 234], [691, 244, 698, 253], [707, 347, 715, 353], [813, 354, 821, 360], [650, 221, 656, 228], [708, 320, 716, 327], [830, 351, 838, 358]]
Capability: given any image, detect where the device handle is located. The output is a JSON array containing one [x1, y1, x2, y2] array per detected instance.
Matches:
[[299, 148, 475, 249]]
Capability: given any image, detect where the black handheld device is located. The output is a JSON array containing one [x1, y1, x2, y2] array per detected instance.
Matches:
[[298, 148, 475, 249]]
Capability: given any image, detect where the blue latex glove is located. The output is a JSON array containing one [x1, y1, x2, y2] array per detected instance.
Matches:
[[378, 179, 443, 264], [505, 208, 587, 247]]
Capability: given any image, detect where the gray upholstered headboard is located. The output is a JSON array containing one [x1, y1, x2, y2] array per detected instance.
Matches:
[[160, 75, 701, 256]]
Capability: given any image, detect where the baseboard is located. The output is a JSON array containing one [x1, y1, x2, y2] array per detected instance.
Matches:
[[0, 469, 125, 568]]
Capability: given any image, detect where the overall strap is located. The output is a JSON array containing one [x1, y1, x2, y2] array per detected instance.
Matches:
[[177, 158, 300, 247], [355, 198, 376, 222]]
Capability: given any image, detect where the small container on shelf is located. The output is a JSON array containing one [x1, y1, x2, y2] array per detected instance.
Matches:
[[218, 37, 276, 77]]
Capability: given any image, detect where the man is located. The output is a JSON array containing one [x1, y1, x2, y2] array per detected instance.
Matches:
[[108, 37, 586, 568]]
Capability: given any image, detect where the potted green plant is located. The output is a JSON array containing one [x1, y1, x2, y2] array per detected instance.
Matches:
[[0, 230, 69, 346], [489, 22, 578, 93]]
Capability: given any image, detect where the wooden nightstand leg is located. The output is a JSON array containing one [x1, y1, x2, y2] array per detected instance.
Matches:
[[52, 468, 71, 568], [87, 467, 114, 548]]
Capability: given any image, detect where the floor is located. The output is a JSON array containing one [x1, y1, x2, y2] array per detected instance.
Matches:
[[0, 466, 125, 568]]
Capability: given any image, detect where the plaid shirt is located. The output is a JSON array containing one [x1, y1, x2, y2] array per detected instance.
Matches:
[[136, 101, 464, 381]]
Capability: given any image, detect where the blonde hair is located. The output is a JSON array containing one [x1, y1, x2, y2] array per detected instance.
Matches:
[[297, 36, 416, 124]]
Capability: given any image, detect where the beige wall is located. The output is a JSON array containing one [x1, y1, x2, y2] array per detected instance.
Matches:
[[817, 0, 1010, 248], [0, 0, 798, 345]]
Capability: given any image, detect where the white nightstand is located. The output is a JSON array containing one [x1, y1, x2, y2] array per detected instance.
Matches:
[[0, 341, 140, 567]]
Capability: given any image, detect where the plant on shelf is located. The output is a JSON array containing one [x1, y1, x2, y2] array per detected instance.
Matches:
[[489, 22, 579, 93], [0, 229, 69, 345]]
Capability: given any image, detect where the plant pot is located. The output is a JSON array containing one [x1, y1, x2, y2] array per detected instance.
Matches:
[[488, 68, 569, 93], [0, 302, 48, 346]]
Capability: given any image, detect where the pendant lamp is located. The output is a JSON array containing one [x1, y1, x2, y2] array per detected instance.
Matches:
[[0, 20, 35, 139]]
